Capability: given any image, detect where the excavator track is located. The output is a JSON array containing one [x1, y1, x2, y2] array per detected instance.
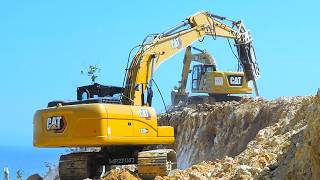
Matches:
[[59, 152, 99, 180], [138, 149, 177, 179], [58, 147, 176, 180], [183, 94, 242, 105]]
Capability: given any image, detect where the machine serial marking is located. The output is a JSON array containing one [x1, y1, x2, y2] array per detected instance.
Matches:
[[109, 158, 135, 165]]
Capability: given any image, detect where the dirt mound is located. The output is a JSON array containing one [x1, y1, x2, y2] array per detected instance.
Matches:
[[101, 169, 140, 180]]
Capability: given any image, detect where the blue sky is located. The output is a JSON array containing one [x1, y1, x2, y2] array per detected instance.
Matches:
[[0, 0, 319, 147]]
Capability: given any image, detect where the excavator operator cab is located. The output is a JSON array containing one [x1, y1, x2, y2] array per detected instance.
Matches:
[[191, 64, 216, 91], [203, 64, 216, 72]]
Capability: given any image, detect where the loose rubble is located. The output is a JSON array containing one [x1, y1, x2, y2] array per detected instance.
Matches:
[[101, 169, 140, 180]]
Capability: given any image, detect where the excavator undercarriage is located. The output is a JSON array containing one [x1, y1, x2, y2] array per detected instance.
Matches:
[[172, 92, 243, 106], [188, 94, 242, 104], [59, 147, 176, 180]]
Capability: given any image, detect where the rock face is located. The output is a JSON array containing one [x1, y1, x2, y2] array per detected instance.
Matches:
[[104, 92, 320, 179], [287, 91, 320, 180], [160, 96, 307, 169], [156, 93, 320, 179]]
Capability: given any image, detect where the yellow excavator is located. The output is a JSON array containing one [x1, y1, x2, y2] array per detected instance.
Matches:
[[33, 11, 259, 179], [171, 46, 255, 105]]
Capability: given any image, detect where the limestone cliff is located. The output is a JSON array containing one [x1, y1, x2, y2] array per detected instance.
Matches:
[[101, 92, 320, 179], [154, 92, 319, 179]]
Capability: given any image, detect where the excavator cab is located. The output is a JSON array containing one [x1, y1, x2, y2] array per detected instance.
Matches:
[[191, 64, 216, 91]]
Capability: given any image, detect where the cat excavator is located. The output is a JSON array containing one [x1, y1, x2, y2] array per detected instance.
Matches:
[[171, 46, 255, 105], [33, 11, 259, 179]]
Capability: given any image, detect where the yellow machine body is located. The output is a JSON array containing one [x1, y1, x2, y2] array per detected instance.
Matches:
[[192, 70, 252, 94], [171, 46, 254, 105], [34, 103, 174, 147]]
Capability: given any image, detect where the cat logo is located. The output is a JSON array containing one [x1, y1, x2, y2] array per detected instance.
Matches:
[[139, 109, 151, 120], [46, 116, 66, 133], [228, 76, 243, 86], [171, 37, 182, 49]]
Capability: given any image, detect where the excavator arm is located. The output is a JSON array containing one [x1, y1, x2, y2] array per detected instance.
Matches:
[[123, 11, 259, 106]]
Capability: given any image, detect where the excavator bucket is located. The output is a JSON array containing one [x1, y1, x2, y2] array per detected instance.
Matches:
[[171, 90, 189, 105]]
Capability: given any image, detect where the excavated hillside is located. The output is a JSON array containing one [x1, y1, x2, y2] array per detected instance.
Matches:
[[104, 91, 320, 180]]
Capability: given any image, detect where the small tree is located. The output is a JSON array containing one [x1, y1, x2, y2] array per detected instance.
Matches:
[[81, 65, 101, 84]]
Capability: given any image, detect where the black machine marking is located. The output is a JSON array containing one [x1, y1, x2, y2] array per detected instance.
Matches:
[[109, 158, 136, 165]]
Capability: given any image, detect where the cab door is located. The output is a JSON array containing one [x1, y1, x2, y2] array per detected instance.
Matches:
[[192, 65, 202, 91]]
